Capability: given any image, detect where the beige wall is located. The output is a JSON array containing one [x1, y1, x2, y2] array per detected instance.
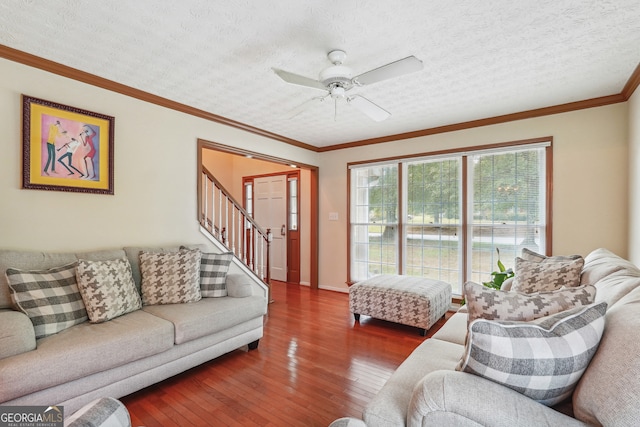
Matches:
[[318, 104, 629, 292], [629, 89, 640, 264], [0, 58, 318, 252], [201, 150, 312, 285]]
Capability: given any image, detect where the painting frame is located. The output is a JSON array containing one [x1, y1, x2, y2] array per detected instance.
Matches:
[[22, 95, 115, 195]]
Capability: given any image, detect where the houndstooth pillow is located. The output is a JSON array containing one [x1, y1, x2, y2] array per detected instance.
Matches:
[[6, 262, 88, 339], [200, 252, 233, 297], [140, 249, 202, 305], [511, 256, 584, 293], [463, 281, 596, 324], [457, 302, 607, 406], [521, 248, 582, 263], [76, 258, 142, 323]]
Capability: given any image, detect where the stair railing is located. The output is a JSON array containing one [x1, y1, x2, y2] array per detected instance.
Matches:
[[200, 167, 271, 288]]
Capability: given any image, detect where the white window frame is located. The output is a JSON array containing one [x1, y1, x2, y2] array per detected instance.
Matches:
[[348, 138, 552, 295]]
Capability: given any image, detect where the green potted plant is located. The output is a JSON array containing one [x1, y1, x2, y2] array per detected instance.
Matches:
[[483, 248, 514, 290]]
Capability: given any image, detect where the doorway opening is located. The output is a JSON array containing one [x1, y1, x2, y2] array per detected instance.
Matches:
[[197, 139, 318, 289]]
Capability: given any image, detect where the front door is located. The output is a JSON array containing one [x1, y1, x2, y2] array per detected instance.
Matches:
[[254, 175, 287, 282]]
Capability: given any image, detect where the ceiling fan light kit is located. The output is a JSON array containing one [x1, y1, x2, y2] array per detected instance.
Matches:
[[274, 49, 423, 122]]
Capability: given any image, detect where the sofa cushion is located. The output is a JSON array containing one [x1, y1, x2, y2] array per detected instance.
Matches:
[[456, 302, 607, 406], [6, 262, 88, 339], [140, 249, 202, 305], [76, 258, 142, 323], [142, 295, 267, 344], [431, 310, 468, 345], [580, 248, 640, 287], [579, 248, 640, 309], [463, 281, 596, 324], [573, 286, 640, 425], [511, 256, 584, 293], [199, 251, 233, 297], [0, 310, 174, 403], [0, 310, 36, 360]]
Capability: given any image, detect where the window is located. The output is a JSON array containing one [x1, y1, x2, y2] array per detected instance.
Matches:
[[289, 177, 298, 231], [244, 181, 253, 223], [351, 164, 399, 278], [468, 148, 547, 284], [349, 140, 550, 295], [404, 157, 461, 285]]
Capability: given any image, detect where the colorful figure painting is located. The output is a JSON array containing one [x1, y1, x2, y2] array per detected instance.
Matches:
[[22, 96, 114, 194]]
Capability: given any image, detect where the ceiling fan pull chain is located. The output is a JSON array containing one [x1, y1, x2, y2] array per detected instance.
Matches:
[[334, 98, 338, 121]]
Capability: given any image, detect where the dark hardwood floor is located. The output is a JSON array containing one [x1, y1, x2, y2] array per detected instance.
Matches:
[[121, 281, 451, 426]]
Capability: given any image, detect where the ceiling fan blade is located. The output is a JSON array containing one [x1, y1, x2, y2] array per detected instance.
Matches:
[[273, 68, 326, 91], [353, 56, 423, 86], [286, 95, 328, 119], [348, 95, 391, 122]]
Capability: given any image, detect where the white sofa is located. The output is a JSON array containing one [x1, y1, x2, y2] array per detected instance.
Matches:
[[0, 245, 268, 416], [360, 248, 640, 426]]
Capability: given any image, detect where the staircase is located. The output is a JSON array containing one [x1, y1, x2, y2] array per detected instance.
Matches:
[[199, 167, 271, 290]]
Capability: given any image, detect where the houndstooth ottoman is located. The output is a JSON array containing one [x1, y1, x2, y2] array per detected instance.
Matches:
[[349, 275, 451, 336]]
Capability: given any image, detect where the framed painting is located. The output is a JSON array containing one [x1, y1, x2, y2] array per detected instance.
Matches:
[[22, 95, 115, 194]]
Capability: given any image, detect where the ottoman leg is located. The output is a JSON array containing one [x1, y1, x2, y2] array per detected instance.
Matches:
[[419, 328, 427, 337], [354, 313, 360, 322]]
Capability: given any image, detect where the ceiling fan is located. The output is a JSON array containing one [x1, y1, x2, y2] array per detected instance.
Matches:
[[273, 50, 423, 122]]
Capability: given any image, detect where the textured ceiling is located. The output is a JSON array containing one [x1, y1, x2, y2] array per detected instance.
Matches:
[[1, 0, 639, 148]]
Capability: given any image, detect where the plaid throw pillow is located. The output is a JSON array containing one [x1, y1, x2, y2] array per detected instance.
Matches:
[[140, 249, 202, 305], [200, 252, 233, 297], [6, 262, 88, 339], [76, 258, 142, 323], [456, 302, 607, 406], [463, 281, 597, 324]]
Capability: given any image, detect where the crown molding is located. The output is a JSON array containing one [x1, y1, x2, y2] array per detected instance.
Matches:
[[622, 62, 640, 100], [317, 93, 626, 152], [0, 44, 318, 152], [1, 44, 637, 154]]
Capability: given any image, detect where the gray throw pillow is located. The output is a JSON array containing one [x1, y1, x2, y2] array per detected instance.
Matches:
[[140, 249, 202, 305], [457, 302, 607, 406], [511, 256, 584, 293], [463, 281, 596, 324], [521, 248, 582, 263], [6, 262, 88, 339], [76, 258, 142, 323], [200, 252, 233, 297]]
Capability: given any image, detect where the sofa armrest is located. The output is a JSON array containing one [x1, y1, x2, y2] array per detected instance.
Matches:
[[0, 309, 36, 360], [226, 273, 253, 298], [408, 370, 589, 427]]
